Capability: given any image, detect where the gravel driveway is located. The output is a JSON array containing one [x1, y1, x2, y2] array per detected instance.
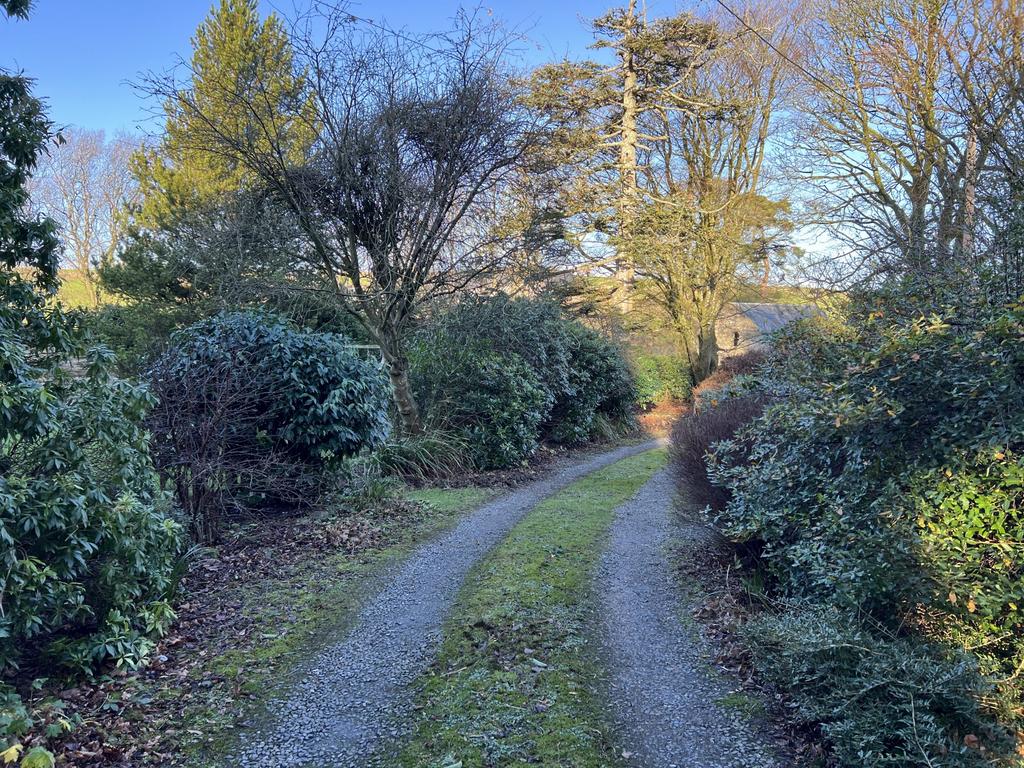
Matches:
[[231, 440, 660, 768], [597, 469, 780, 768]]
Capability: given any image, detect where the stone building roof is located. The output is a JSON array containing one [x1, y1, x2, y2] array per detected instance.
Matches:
[[730, 302, 818, 335], [716, 302, 818, 357]]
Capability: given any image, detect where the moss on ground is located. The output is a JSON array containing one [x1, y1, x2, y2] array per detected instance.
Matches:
[[393, 449, 667, 768], [716, 691, 767, 718], [405, 487, 495, 515], [172, 486, 496, 766]]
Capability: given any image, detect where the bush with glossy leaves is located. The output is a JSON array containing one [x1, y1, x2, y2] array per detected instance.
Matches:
[[1, 316, 181, 676], [147, 311, 391, 540], [707, 286, 1024, 765], [1, 57, 180, 686], [410, 339, 547, 469], [412, 295, 635, 459], [633, 354, 691, 409], [546, 325, 636, 444]]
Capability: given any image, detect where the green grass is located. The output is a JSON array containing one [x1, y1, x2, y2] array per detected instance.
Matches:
[[40, 268, 128, 307], [393, 449, 668, 768], [177, 485, 495, 765], [405, 486, 496, 515], [716, 691, 767, 718], [56, 270, 99, 307]]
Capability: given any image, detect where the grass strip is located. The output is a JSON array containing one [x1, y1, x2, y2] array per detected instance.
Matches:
[[405, 486, 496, 515], [396, 448, 668, 768]]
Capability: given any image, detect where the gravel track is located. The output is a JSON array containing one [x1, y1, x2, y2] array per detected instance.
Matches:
[[231, 440, 659, 768], [597, 468, 780, 768]]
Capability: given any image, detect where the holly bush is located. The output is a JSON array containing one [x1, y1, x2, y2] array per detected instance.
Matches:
[[707, 287, 1024, 765]]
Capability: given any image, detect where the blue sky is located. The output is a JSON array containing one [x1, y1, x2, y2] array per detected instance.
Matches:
[[0, 0, 660, 136]]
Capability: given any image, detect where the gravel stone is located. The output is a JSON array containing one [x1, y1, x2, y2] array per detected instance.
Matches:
[[596, 468, 781, 768], [231, 440, 659, 768]]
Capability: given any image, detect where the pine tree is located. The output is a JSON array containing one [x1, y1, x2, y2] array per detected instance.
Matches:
[[131, 0, 315, 229], [526, 4, 717, 306], [96, 0, 319, 363]]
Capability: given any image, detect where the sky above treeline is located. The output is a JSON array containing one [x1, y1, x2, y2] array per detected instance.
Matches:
[[0, 0, 668, 136]]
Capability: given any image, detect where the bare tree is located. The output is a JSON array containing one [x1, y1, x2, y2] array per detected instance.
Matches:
[[985, 87, 1024, 296], [795, 0, 1024, 280], [29, 128, 138, 304], [140, 7, 537, 433]]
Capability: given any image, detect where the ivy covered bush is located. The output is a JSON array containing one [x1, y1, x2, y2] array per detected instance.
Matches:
[[410, 295, 635, 468], [632, 354, 691, 409], [706, 286, 1024, 766], [147, 311, 391, 541]]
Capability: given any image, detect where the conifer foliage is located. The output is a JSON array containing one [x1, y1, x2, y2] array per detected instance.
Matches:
[[130, 0, 315, 229]]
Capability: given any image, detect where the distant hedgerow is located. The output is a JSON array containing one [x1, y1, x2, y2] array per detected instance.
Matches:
[[633, 354, 691, 408]]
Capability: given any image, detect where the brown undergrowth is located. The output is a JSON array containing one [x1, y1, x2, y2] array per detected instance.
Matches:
[[637, 398, 689, 437], [670, 351, 769, 511]]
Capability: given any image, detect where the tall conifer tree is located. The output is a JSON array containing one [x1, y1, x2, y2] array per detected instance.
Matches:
[[527, 5, 717, 306], [131, 0, 314, 228]]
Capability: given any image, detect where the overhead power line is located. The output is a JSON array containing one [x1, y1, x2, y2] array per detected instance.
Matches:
[[708, 0, 862, 111]]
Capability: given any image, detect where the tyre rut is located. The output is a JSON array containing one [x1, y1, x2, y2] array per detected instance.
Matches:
[[231, 440, 660, 768], [596, 468, 780, 768]]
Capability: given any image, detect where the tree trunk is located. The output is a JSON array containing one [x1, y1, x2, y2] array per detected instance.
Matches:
[[908, 0, 942, 274], [616, 0, 640, 313], [384, 353, 424, 435], [961, 124, 978, 261], [691, 322, 719, 384]]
